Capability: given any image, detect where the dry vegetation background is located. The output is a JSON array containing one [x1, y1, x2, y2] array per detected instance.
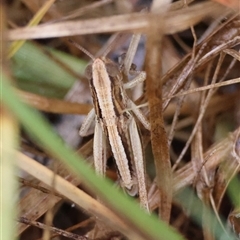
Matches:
[[2, 0, 240, 239]]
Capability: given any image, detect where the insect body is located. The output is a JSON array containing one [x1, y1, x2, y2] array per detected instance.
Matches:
[[80, 55, 149, 210]]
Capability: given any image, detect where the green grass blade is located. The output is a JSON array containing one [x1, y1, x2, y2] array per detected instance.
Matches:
[[11, 42, 86, 98], [0, 110, 18, 240]]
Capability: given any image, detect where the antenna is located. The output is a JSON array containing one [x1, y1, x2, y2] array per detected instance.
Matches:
[[69, 34, 122, 60], [68, 39, 95, 61], [96, 33, 122, 58], [101, 40, 114, 58]]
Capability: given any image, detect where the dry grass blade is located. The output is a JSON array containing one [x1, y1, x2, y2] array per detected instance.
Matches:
[[224, 49, 240, 61], [19, 178, 64, 198], [17, 89, 92, 115], [145, 8, 172, 221], [162, 13, 240, 110], [173, 53, 226, 170], [168, 77, 240, 99], [17, 140, 93, 234], [16, 152, 147, 240], [7, 2, 226, 40], [7, 12, 150, 40], [149, 127, 240, 209], [123, 33, 141, 75], [48, 0, 114, 23]]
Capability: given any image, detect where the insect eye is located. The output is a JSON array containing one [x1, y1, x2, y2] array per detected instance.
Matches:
[[85, 64, 93, 79], [105, 63, 120, 77]]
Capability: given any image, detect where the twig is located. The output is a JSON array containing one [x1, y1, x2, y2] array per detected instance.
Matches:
[[17, 217, 88, 240]]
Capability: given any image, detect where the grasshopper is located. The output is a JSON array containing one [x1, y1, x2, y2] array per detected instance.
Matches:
[[76, 37, 150, 210]]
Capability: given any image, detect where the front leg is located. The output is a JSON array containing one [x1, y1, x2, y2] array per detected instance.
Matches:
[[123, 71, 146, 89], [79, 108, 95, 136]]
